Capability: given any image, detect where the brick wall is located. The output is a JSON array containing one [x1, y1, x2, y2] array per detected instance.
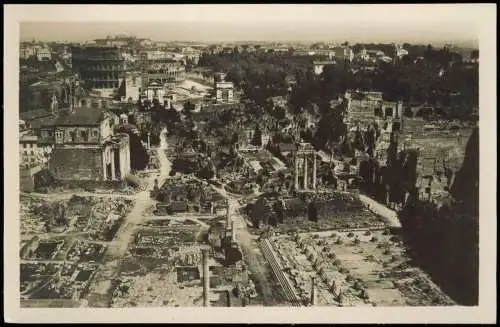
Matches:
[[50, 146, 104, 181]]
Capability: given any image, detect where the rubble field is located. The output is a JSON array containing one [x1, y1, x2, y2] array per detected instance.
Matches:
[[110, 256, 254, 308], [252, 192, 388, 234], [21, 235, 108, 262], [66, 241, 107, 262], [108, 208, 255, 308], [21, 237, 67, 260], [154, 177, 227, 215], [268, 230, 455, 306], [21, 262, 99, 301], [20, 195, 134, 241], [21, 263, 61, 297]]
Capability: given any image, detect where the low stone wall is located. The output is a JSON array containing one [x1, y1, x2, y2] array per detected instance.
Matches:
[[358, 194, 401, 228], [55, 179, 125, 191]]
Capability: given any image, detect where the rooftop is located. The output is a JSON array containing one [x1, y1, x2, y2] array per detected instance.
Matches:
[[20, 109, 53, 121], [20, 134, 38, 142], [312, 60, 336, 65], [51, 107, 112, 126]]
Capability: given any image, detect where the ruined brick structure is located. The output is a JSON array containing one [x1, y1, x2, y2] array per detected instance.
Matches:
[[71, 45, 125, 90]]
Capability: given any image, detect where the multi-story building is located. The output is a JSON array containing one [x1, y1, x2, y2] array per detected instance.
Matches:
[[312, 60, 336, 75], [213, 73, 234, 104], [35, 47, 52, 61], [293, 49, 316, 56], [357, 48, 371, 61], [71, 45, 125, 92], [38, 106, 131, 182], [142, 81, 167, 105], [331, 46, 354, 63], [394, 44, 409, 58], [139, 55, 186, 85], [94, 35, 136, 48], [312, 49, 335, 60], [344, 90, 384, 129], [19, 133, 53, 169], [181, 48, 201, 65], [20, 45, 37, 60], [119, 72, 142, 103], [141, 50, 169, 60]]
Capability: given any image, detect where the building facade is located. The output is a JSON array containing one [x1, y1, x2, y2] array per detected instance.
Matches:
[[39, 107, 131, 182], [139, 56, 186, 85], [19, 134, 53, 169], [36, 48, 52, 61], [71, 46, 125, 90], [213, 73, 234, 103], [119, 72, 143, 102], [312, 61, 336, 76]]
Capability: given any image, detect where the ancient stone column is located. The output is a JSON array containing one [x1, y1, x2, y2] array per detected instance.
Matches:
[[294, 153, 299, 191], [225, 204, 230, 230], [202, 249, 210, 307], [303, 156, 308, 190], [101, 148, 107, 181], [310, 276, 317, 306], [110, 148, 116, 180], [231, 221, 236, 243], [312, 154, 317, 191]]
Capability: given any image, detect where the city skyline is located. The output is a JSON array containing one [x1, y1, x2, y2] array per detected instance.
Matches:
[[20, 21, 478, 47]]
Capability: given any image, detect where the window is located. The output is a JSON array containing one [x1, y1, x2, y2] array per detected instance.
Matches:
[[385, 107, 393, 117], [56, 130, 63, 138], [69, 131, 76, 142], [81, 130, 89, 142], [22, 144, 26, 149], [92, 130, 98, 137]]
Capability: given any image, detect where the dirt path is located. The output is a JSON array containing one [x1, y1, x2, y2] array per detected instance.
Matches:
[[104, 147, 171, 258], [87, 147, 171, 306], [206, 183, 285, 305]]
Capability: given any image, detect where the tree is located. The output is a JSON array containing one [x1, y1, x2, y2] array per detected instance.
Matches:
[[227, 66, 245, 86], [182, 101, 195, 117], [312, 102, 347, 151], [197, 161, 216, 180], [251, 126, 263, 146], [271, 106, 286, 121]]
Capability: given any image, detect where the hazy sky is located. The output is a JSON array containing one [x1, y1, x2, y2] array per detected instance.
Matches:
[[17, 5, 481, 46]]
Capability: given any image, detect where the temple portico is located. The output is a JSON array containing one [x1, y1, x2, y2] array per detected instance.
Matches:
[[293, 142, 318, 192]]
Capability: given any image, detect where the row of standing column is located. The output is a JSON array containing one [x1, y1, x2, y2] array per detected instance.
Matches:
[[294, 153, 317, 191]]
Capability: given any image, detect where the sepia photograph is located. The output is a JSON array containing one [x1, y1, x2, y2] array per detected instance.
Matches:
[[3, 4, 497, 324]]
